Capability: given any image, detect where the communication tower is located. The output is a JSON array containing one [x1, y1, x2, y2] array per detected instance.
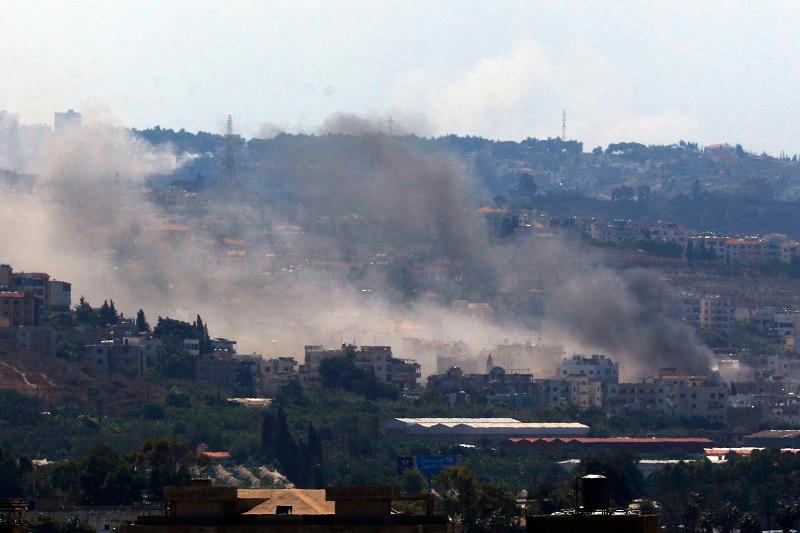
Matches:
[[223, 115, 236, 186]]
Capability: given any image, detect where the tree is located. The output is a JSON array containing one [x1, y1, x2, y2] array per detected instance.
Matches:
[[260, 411, 277, 459], [0, 389, 41, 426], [436, 466, 517, 532], [97, 300, 118, 326], [136, 309, 150, 332], [682, 491, 704, 533], [401, 469, 426, 495], [319, 356, 398, 400], [714, 502, 740, 533], [776, 501, 800, 532], [25, 514, 94, 533], [273, 406, 299, 482], [134, 438, 194, 500], [577, 451, 644, 507], [153, 317, 199, 339], [165, 386, 192, 408], [303, 422, 325, 488], [0, 448, 30, 497], [739, 512, 761, 533], [74, 297, 99, 326], [156, 336, 197, 379], [77, 446, 140, 505], [86, 386, 103, 417]]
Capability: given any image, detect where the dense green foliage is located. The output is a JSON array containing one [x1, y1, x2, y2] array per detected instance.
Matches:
[[650, 449, 800, 532], [24, 514, 95, 533]]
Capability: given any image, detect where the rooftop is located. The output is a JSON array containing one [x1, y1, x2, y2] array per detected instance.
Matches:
[[746, 429, 800, 439]]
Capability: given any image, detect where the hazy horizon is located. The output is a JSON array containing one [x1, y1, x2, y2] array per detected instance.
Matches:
[[1, 1, 799, 153]]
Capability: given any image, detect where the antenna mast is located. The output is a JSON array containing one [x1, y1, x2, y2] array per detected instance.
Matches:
[[561, 110, 566, 140], [223, 115, 236, 186]]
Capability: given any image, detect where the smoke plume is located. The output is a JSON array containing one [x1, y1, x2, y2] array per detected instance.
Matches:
[[0, 112, 712, 381]]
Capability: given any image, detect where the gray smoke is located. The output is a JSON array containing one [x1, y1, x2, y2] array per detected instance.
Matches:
[[0, 112, 712, 380], [545, 268, 711, 377]]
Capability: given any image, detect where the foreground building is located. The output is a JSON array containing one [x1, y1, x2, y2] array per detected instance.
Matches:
[[123, 479, 450, 532]]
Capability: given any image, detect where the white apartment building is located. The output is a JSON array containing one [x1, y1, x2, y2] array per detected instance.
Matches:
[[556, 354, 619, 391]]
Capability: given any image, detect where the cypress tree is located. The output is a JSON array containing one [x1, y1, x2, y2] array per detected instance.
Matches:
[[136, 309, 149, 332], [274, 406, 298, 482], [305, 422, 325, 488], [260, 411, 277, 459]]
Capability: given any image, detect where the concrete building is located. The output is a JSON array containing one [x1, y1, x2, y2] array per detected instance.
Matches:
[[183, 338, 200, 357], [426, 365, 534, 397], [682, 293, 735, 332], [617, 373, 728, 423], [211, 337, 237, 355], [235, 355, 262, 398], [0, 264, 73, 319], [556, 354, 619, 401], [260, 356, 298, 397], [196, 355, 237, 394], [0, 291, 36, 327], [123, 335, 160, 367], [46, 280, 71, 313], [15, 326, 58, 357], [83, 341, 145, 377], [54, 109, 81, 133], [122, 480, 449, 532], [300, 344, 420, 390], [84, 342, 112, 374], [537, 376, 604, 409]]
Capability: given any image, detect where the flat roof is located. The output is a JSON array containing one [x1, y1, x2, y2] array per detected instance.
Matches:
[[745, 429, 800, 439]]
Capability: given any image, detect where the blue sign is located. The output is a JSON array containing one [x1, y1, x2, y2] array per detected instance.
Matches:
[[414, 455, 459, 476], [397, 455, 414, 475]]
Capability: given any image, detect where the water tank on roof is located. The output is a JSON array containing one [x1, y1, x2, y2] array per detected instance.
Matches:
[[580, 474, 608, 511]]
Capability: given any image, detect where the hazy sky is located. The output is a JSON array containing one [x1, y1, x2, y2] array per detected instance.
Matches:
[[1, 1, 799, 152]]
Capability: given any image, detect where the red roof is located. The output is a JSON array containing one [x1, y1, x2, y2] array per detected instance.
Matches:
[[200, 451, 231, 459], [508, 437, 713, 444]]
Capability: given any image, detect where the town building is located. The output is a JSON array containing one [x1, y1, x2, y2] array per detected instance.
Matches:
[[54, 109, 81, 133], [0, 291, 36, 327], [300, 344, 420, 390], [616, 371, 728, 423], [681, 293, 735, 332], [556, 354, 619, 401], [83, 341, 145, 377], [46, 280, 71, 313], [260, 356, 298, 397], [383, 417, 589, 443], [426, 364, 534, 397], [0, 264, 72, 319], [743, 429, 800, 448]]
